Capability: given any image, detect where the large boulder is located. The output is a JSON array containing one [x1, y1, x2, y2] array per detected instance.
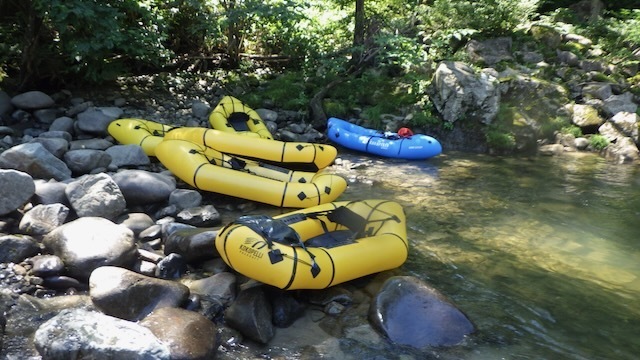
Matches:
[[428, 61, 500, 125], [139, 307, 217, 360], [65, 173, 127, 220], [43, 217, 137, 280], [369, 276, 474, 348], [34, 308, 171, 359], [0, 143, 72, 181], [89, 266, 190, 321]]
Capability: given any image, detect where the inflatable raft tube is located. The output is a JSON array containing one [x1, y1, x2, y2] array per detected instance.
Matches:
[[107, 118, 175, 156], [164, 127, 338, 171], [327, 117, 442, 160], [209, 96, 273, 139], [155, 139, 347, 208], [215, 199, 408, 290]]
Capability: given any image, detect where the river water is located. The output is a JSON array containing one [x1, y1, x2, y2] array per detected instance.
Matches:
[[327, 150, 640, 360]]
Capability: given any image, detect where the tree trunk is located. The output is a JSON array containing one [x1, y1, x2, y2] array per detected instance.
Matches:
[[350, 0, 366, 69]]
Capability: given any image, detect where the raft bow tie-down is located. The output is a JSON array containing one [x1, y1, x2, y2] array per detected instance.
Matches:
[[215, 199, 408, 290]]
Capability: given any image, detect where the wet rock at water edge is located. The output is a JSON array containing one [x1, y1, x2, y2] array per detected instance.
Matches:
[[43, 217, 138, 280], [155, 253, 188, 279], [164, 227, 219, 263], [139, 307, 218, 360], [185, 271, 237, 307], [89, 266, 190, 321], [369, 275, 475, 348], [28, 254, 65, 277], [34, 308, 171, 359], [0, 234, 41, 263], [269, 289, 307, 328], [224, 285, 275, 344]]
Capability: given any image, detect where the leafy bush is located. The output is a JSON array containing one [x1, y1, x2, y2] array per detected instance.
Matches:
[[418, 0, 539, 59], [589, 134, 610, 150], [486, 127, 516, 151], [561, 125, 583, 138]]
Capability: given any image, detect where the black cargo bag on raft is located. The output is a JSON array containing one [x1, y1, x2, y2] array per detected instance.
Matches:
[[231, 206, 368, 278]]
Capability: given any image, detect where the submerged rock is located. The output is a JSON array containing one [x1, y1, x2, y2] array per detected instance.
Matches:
[[369, 275, 475, 348]]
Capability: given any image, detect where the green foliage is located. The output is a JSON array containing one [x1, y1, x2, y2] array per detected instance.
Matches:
[[485, 126, 516, 151], [539, 116, 571, 139], [258, 71, 309, 110], [37, 0, 171, 82], [561, 124, 583, 138], [589, 134, 610, 150], [418, 0, 539, 60]]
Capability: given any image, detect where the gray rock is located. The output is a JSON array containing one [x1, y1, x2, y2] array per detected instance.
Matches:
[[176, 205, 221, 227], [34, 308, 171, 359], [164, 227, 218, 263], [29, 137, 69, 158], [33, 180, 68, 205], [255, 108, 278, 122], [571, 104, 604, 128], [581, 83, 612, 101], [0, 90, 14, 116], [191, 100, 210, 119], [76, 107, 123, 135], [139, 307, 217, 360], [39, 130, 73, 142], [428, 61, 500, 125], [185, 271, 237, 307], [556, 50, 580, 67], [602, 92, 638, 117], [65, 173, 126, 220], [0, 234, 41, 263], [89, 266, 190, 321], [155, 253, 188, 279], [466, 37, 513, 65], [49, 116, 75, 134], [603, 136, 640, 164], [224, 286, 274, 344], [29, 254, 65, 277], [63, 149, 112, 175], [116, 212, 155, 236], [43, 217, 137, 280], [33, 108, 60, 124], [69, 138, 113, 151], [11, 91, 55, 110], [609, 111, 639, 142], [369, 276, 474, 348], [0, 142, 72, 180], [19, 203, 70, 235], [105, 144, 150, 168], [168, 189, 202, 211], [65, 101, 92, 117], [112, 169, 175, 205], [0, 169, 35, 216]]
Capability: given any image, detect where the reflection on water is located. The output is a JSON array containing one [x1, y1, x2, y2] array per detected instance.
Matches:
[[335, 151, 640, 360]]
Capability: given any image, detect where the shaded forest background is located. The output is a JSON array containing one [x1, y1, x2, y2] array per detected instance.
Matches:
[[0, 0, 639, 131]]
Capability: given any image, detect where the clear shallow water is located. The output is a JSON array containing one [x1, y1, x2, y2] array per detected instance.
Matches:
[[335, 150, 640, 360]]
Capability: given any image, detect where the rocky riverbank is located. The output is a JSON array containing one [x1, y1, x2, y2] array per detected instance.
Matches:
[[0, 87, 476, 359]]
